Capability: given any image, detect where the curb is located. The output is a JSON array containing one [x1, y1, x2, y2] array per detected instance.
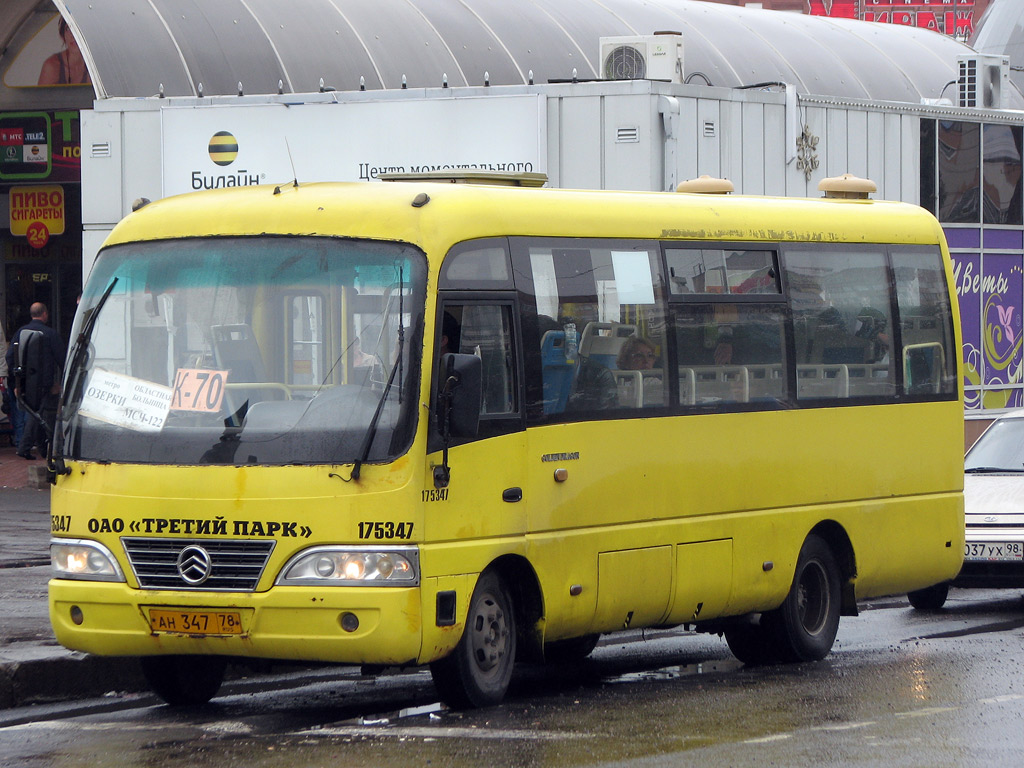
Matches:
[[0, 651, 148, 709], [0, 651, 149, 710], [26, 465, 49, 490]]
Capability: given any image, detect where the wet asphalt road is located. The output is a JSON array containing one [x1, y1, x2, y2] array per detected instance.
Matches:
[[3, 588, 1024, 767]]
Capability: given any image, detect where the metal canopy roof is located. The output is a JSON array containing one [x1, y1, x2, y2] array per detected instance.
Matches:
[[971, 0, 1024, 96], [35, 0, 1015, 106]]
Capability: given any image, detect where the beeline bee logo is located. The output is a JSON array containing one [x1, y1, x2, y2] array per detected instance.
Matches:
[[208, 131, 238, 166]]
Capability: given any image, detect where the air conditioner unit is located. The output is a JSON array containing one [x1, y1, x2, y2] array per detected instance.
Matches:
[[600, 34, 683, 84], [957, 54, 1009, 109]]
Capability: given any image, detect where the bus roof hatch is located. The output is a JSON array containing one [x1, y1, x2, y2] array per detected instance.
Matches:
[[378, 170, 548, 187], [818, 173, 877, 199]]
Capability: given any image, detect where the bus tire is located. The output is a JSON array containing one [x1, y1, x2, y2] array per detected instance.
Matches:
[[724, 622, 781, 666], [544, 633, 600, 663], [763, 534, 841, 663], [140, 655, 227, 707], [430, 570, 517, 708], [907, 583, 949, 610]]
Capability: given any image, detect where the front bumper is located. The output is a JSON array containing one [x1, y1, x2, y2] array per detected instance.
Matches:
[[954, 527, 1024, 588], [49, 579, 424, 665]]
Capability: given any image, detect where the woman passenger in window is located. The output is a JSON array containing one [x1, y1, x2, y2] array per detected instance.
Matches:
[[617, 335, 664, 407], [617, 336, 658, 370]]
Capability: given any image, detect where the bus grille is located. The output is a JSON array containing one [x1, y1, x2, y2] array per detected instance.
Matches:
[[121, 537, 276, 591]]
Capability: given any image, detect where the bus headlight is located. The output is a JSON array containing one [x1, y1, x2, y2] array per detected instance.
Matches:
[[50, 539, 125, 582], [276, 546, 419, 586]]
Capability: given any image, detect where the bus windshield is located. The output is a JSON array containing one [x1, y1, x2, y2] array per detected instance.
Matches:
[[59, 236, 426, 466]]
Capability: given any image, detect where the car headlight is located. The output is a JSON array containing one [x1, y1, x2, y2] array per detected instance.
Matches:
[[276, 546, 419, 586], [51, 538, 125, 582]]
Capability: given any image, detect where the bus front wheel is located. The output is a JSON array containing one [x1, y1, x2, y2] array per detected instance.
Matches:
[[430, 570, 517, 708], [140, 655, 227, 707], [763, 534, 841, 663]]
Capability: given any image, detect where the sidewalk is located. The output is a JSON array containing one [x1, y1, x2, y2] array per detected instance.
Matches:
[[0, 447, 149, 710], [0, 440, 50, 491]]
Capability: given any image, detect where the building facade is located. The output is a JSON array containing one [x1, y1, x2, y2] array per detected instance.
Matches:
[[0, 0, 1021, 429]]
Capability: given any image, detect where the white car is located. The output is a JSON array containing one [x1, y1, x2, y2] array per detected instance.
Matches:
[[908, 410, 1024, 610]]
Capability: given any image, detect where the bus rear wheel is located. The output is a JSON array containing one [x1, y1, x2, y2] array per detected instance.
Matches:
[[907, 583, 949, 610], [430, 570, 517, 708], [140, 655, 227, 707], [723, 622, 781, 666], [763, 534, 841, 663]]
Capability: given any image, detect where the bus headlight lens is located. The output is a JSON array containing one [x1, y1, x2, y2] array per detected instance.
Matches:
[[50, 539, 125, 582], [277, 547, 419, 586]]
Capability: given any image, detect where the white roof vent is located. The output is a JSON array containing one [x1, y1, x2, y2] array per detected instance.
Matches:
[[600, 33, 683, 84]]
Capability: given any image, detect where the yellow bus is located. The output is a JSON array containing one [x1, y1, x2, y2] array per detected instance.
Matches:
[[48, 175, 964, 708]]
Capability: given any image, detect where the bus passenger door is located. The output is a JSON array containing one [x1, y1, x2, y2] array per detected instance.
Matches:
[[428, 298, 527, 544]]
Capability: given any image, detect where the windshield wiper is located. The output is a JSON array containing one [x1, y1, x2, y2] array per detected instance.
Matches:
[[350, 268, 405, 481], [965, 466, 1024, 473], [50, 278, 119, 476]]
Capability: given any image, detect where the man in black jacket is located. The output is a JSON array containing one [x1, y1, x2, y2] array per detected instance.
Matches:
[[6, 303, 65, 459]]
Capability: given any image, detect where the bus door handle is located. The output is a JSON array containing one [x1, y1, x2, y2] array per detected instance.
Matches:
[[502, 487, 523, 503]]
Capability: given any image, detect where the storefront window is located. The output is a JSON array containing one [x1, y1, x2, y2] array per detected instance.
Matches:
[[938, 121, 981, 223], [982, 124, 1023, 225]]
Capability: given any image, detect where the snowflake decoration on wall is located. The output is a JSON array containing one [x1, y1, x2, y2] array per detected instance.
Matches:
[[796, 125, 820, 182]]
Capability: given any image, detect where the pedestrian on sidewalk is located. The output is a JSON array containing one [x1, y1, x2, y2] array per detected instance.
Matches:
[[6, 303, 65, 460], [0, 319, 24, 449]]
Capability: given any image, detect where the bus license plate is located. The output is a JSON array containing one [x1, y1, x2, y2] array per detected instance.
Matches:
[[148, 609, 243, 635], [964, 542, 1024, 561]]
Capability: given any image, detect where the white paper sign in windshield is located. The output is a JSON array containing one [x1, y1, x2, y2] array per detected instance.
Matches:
[[79, 369, 173, 432]]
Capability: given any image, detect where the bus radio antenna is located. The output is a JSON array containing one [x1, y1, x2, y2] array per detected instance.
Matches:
[[274, 138, 300, 194]]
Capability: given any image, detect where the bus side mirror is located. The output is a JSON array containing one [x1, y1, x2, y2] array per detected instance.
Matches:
[[438, 353, 482, 438], [433, 353, 482, 489]]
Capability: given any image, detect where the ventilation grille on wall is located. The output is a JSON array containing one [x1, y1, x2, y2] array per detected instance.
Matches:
[[616, 126, 640, 143]]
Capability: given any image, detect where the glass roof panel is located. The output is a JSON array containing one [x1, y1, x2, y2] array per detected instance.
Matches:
[[971, 2, 1024, 97], [60, 0, 192, 97], [150, 0, 286, 97], [57, 0, 1022, 107], [465, 0, 592, 83], [409, 0, 520, 86], [245, 0, 384, 92], [331, 0, 465, 89], [673, 3, 802, 91]]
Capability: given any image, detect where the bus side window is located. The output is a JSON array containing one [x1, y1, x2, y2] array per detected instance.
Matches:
[[784, 248, 895, 401], [667, 246, 786, 407], [673, 304, 786, 405], [522, 240, 664, 419], [892, 248, 958, 397]]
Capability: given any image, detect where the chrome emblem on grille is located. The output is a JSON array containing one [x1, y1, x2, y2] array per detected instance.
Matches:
[[176, 545, 213, 585]]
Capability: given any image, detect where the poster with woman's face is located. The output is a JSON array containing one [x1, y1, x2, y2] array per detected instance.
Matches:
[[3, 14, 91, 88]]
